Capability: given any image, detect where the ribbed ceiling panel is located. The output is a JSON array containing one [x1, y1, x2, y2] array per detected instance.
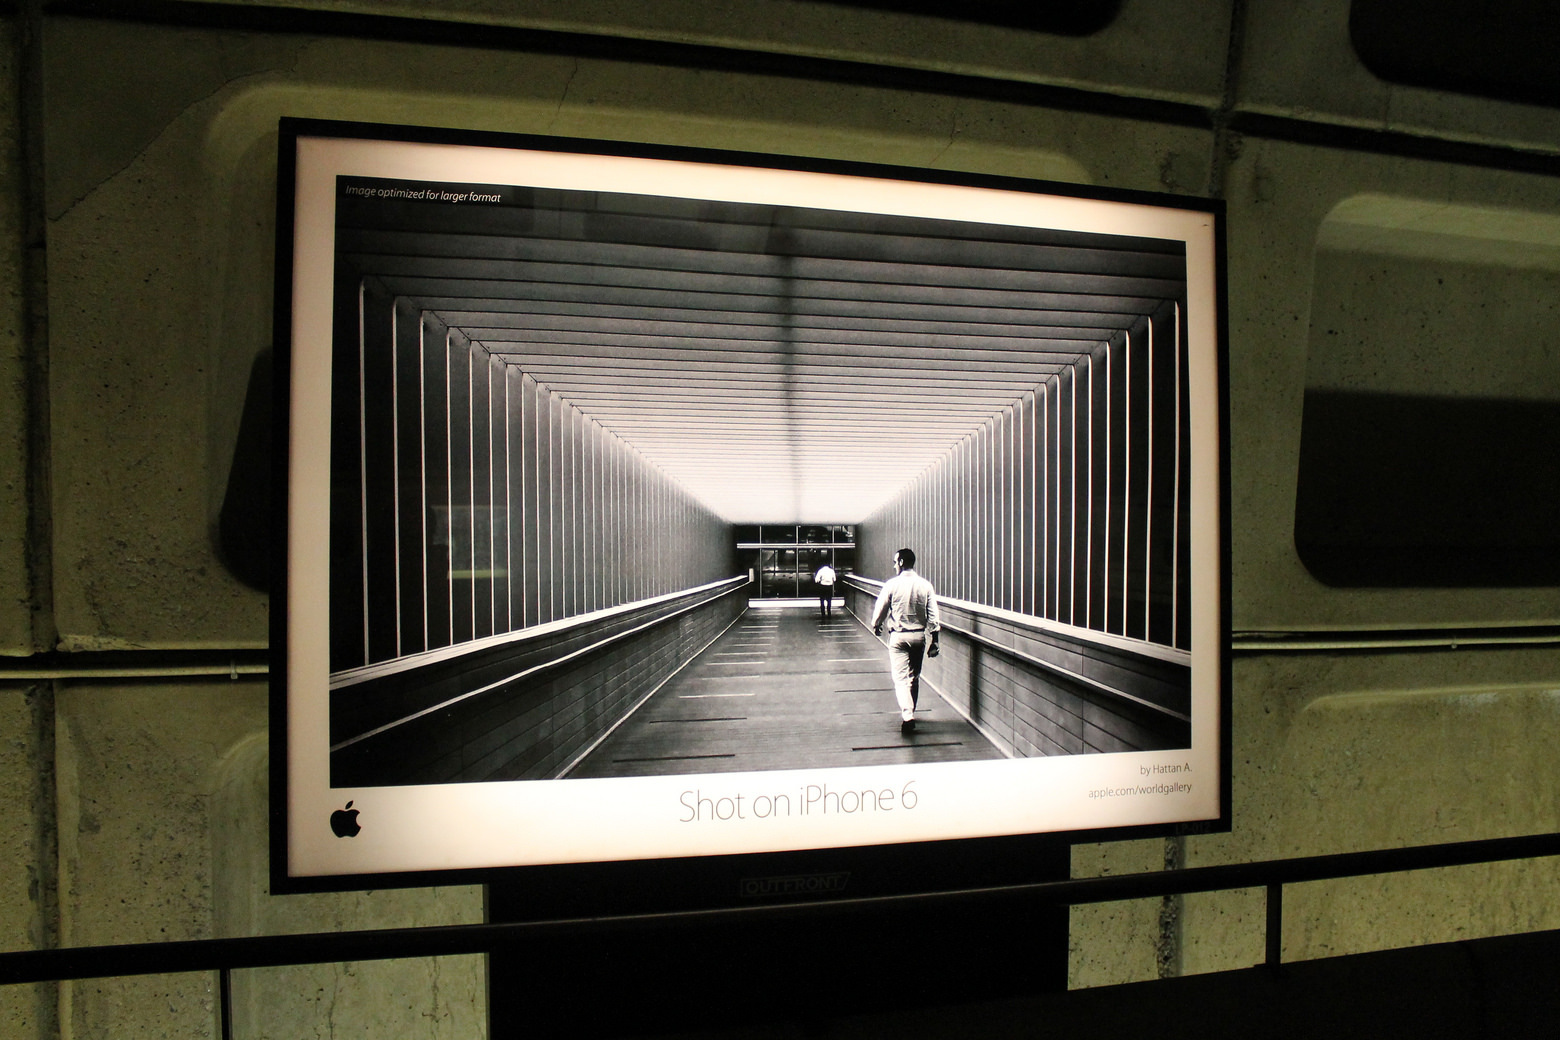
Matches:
[[337, 188, 1186, 523]]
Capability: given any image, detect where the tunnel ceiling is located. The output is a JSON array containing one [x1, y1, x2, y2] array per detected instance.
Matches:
[[336, 186, 1187, 522]]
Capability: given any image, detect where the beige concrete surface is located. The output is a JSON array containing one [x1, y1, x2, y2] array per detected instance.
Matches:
[[1240, 0, 1560, 150], [0, 19, 33, 656], [176, 0, 1235, 106], [0, 685, 55, 1039], [1, 3, 1558, 1037], [1069, 838, 1168, 988], [1181, 653, 1560, 975], [1220, 136, 1560, 631], [52, 681, 483, 1037]]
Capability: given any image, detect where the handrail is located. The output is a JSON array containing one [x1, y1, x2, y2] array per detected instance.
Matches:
[[332, 576, 751, 751], [936, 618, 1190, 722], [840, 576, 1189, 721], [842, 575, 1188, 666], [332, 575, 749, 688], [3, 831, 1558, 986]]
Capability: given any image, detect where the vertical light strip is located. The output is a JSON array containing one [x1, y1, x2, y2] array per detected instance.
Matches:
[[555, 400, 565, 620], [1028, 389, 1037, 618], [1008, 405, 1017, 611], [1040, 385, 1048, 620], [984, 423, 993, 606], [1068, 368, 1077, 625], [563, 403, 572, 619], [1121, 329, 1132, 636], [532, 378, 541, 624], [548, 391, 557, 619], [1014, 398, 1022, 615], [577, 409, 585, 611], [1171, 302, 1183, 649], [357, 281, 370, 664], [991, 420, 998, 606], [996, 412, 1005, 607], [964, 437, 972, 600], [586, 419, 595, 613], [1054, 377, 1062, 621], [500, 367, 510, 634], [1103, 340, 1113, 635], [488, 360, 498, 633], [1145, 315, 1155, 641], [467, 342, 477, 634], [1084, 355, 1093, 630], [610, 434, 619, 607], [418, 314, 429, 651], [445, 331, 455, 647], [962, 438, 969, 600], [979, 425, 988, 605], [517, 371, 528, 631], [390, 305, 402, 658], [954, 439, 962, 599]]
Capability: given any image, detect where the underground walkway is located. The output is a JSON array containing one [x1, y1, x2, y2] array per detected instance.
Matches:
[[568, 603, 1007, 778]]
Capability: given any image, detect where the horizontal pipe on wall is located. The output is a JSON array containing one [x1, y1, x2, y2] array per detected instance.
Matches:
[[3, 831, 1558, 985]]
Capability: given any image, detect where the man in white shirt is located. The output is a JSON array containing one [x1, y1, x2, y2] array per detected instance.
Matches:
[[814, 563, 838, 618], [870, 548, 941, 733]]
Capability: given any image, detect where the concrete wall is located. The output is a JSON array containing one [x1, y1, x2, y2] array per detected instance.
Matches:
[[2, 1, 1558, 1036]]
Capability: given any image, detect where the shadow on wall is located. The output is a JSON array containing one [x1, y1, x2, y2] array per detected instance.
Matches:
[[216, 347, 271, 593], [1295, 392, 1560, 586]]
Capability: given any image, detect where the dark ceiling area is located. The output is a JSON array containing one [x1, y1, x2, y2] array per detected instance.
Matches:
[[335, 184, 1186, 522]]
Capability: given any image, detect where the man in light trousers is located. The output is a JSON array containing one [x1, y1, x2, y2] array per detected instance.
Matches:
[[870, 548, 940, 734]]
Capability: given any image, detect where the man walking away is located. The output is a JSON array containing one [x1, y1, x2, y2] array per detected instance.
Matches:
[[814, 563, 838, 618], [870, 548, 940, 733]]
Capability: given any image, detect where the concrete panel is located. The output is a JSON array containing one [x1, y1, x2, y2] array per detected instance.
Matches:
[[1220, 136, 1560, 630], [211, 734, 485, 1040], [1297, 234, 1560, 587], [204, 0, 1232, 107], [53, 680, 483, 1037], [1180, 650, 1560, 976], [1240, 0, 1560, 152], [0, 685, 56, 1040], [1070, 837, 1167, 988], [0, 18, 33, 656]]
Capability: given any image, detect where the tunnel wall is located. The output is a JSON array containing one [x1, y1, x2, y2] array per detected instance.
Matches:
[[331, 274, 735, 673], [330, 576, 749, 784], [855, 300, 1191, 751], [857, 300, 1189, 652], [843, 580, 1190, 756]]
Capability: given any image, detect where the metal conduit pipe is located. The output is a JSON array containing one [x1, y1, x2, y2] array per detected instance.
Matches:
[[2, 831, 1559, 986], [0, 650, 270, 681]]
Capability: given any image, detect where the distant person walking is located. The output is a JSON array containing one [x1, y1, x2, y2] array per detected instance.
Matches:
[[814, 563, 838, 618], [870, 548, 940, 733]]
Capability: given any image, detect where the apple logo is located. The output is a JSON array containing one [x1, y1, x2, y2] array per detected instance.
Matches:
[[330, 801, 362, 838]]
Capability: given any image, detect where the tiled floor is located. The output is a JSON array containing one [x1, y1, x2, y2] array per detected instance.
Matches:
[[570, 604, 1004, 777]]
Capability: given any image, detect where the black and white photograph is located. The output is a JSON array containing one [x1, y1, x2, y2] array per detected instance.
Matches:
[[279, 122, 1226, 883]]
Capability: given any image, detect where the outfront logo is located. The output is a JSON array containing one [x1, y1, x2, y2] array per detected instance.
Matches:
[[740, 872, 850, 899]]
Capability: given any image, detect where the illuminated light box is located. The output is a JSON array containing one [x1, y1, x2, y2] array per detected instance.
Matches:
[[272, 118, 1229, 905]]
